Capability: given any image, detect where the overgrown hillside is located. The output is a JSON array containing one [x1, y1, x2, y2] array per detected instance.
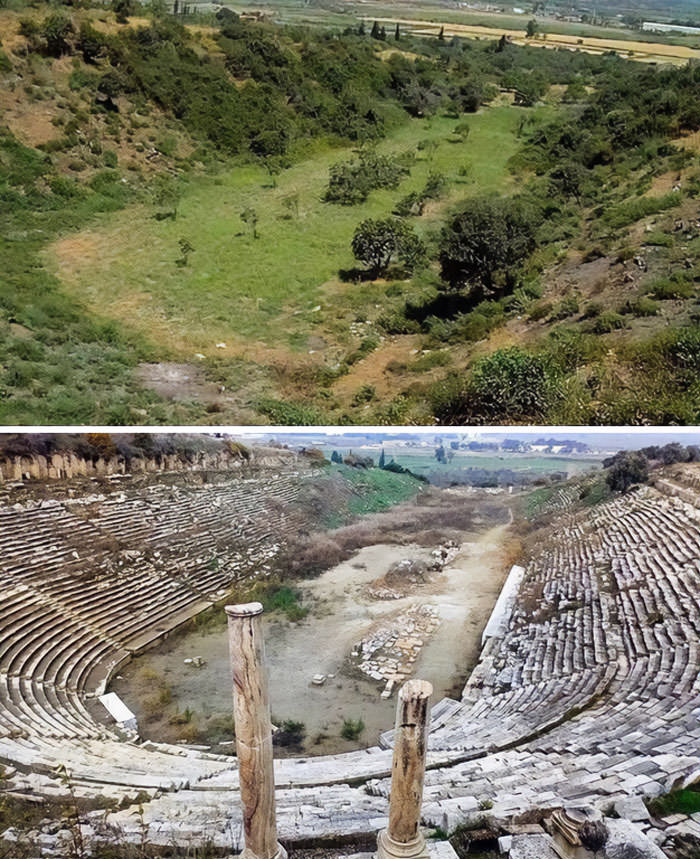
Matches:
[[2, 1, 700, 423]]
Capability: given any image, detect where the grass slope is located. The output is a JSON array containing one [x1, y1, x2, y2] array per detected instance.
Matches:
[[47, 107, 523, 354]]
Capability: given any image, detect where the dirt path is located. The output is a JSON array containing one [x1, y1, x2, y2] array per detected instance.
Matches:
[[331, 336, 423, 401]]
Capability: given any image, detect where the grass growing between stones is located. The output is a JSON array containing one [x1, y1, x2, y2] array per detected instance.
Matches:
[[249, 583, 309, 622], [340, 717, 365, 741], [647, 787, 700, 817]]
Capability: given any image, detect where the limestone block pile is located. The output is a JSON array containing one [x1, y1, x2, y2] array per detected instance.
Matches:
[[353, 605, 441, 695]]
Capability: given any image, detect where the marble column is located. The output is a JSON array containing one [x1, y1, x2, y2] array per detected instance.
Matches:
[[226, 602, 286, 859], [377, 679, 433, 859]]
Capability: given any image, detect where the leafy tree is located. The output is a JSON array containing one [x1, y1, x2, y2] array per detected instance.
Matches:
[[152, 176, 180, 219], [263, 156, 283, 187], [550, 161, 586, 204], [97, 70, 125, 109], [605, 452, 648, 492], [439, 197, 538, 298], [562, 80, 587, 103], [77, 22, 103, 64], [659, 442, 693, 464], [112, 0, 136, 24], [42, 14, 74, 57], [147, 0, 168, 17], [351, 217, 425, 276], [453, 120, 470, 141], [176, 237, 194, 266], [325, 150, 410, 205], [526, 18, 538, 37]]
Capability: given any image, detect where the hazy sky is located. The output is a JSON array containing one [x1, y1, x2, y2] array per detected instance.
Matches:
[[230, 429, 700, 451]]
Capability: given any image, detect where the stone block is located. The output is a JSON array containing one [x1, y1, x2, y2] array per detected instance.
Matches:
[[509, 834, 559, 858], [605, 819, 667, 858], [614, 796, 650, 822]]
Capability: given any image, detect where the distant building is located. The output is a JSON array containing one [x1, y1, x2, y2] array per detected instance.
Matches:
[[642, 21, 700, 35], [512, 7, 526, 13]]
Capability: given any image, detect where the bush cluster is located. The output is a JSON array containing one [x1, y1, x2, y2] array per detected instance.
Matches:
[[325, 150, 411, 205]]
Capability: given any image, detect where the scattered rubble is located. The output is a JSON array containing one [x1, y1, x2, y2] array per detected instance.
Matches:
[[352, 604, 441, 696]]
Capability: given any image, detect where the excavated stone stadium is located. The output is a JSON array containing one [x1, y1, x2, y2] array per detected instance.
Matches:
[[3, 455, 700, 857]]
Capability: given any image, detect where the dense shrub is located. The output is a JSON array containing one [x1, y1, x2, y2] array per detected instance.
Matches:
[[589, 311, 627, 334], [647, 276, 694, 300], [42, 14, 74, 58], [439, 196, 539, 299], [433, 347, 560, 423], [604, 451, 648, 491], [325, 150, 410, 205]]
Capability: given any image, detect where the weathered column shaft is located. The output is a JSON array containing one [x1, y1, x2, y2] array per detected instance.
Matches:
[[388, 679, 433, 841], [226, 602, 285, 859], [377, 679, 433, 859]]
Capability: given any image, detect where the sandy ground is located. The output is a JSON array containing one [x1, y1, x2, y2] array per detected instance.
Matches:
[[117, 516, 513, 755]]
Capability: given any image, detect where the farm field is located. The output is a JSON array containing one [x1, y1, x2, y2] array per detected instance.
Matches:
[[360, 17, 700, 65], [351, 450, 602, 476], [47, 106, 525, 394], [218, 0, 700, 48]]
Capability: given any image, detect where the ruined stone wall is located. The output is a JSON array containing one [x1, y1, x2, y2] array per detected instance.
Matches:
[[0, 444, 298, 484], [653, 476, 700, 508]]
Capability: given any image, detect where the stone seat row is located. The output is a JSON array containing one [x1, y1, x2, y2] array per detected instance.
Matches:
[[7, 474, 700, 844], [0, 473, 312, 769]]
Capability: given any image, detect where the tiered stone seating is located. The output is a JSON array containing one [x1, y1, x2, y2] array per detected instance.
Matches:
[[6, 469, 700, 851], [0, 467, 308, 789]]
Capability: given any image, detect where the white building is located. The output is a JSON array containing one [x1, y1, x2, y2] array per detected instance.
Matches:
[[642, 21, 700, 35]]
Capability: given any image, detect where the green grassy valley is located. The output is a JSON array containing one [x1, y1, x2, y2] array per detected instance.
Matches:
[[2, 1, 700, 424], [47, 108, 522, 349]]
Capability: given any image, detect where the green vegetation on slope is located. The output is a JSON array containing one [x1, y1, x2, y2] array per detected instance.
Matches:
[[3, 3, 700, 424], [340, 462, 425, 515], [48, 108, 523, 347]]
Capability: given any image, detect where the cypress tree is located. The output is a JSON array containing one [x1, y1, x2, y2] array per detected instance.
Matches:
[[370, 20, 379, 38], [394, 23, 400, 40]]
